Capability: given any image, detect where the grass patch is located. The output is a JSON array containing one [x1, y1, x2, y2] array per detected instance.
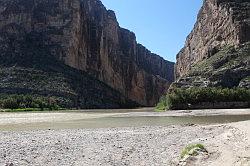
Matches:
[[181, 144, 206, 159], [4, 108, 41, 112], [2, 107, 66, 112]]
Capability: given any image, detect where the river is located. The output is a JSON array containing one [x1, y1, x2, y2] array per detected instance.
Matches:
[[0, 108, 250, 131]]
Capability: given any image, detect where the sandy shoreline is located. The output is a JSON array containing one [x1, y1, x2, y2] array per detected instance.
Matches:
[[0, 120, 250, 166]]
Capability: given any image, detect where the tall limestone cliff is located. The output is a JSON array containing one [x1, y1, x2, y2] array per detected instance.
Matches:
[[0, 0, 174, 108], [175, 0, 250, 88]]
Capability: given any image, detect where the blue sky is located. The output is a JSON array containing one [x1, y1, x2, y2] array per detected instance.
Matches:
[[101, 0, 203, 62]]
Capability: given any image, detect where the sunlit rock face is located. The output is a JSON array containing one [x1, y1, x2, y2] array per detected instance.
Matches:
[[175, 0, 250, 79], [174, 0, 250, 89], [0, 0, 174, 107]]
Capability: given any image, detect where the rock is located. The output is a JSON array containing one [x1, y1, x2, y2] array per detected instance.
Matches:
[[0, 0, 174, 107], [175, 0, 250, 88]]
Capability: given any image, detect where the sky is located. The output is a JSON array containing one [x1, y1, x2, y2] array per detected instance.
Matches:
[[101, 0, 203, 62]]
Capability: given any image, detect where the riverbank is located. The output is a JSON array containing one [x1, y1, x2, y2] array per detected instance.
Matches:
[[0, 121, 249, 166], [0, 109, 250, 165]]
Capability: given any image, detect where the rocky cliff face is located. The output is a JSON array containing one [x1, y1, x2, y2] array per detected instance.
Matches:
[[176, 0, 250, 79], [175, 0, 250, 88], [0, 0, 174, 107]]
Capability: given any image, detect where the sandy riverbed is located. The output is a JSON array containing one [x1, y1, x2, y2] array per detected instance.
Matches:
[[0, 121, 249, 166], [0, 109, 250, 166]]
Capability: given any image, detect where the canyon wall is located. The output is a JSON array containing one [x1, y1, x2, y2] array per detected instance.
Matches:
[[175, 0, 250, 80], [0, 0, 174, 107]]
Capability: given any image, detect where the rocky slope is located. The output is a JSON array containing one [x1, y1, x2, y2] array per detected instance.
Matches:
[[0, 0, 174, 108], [175, 0, 250, 88]]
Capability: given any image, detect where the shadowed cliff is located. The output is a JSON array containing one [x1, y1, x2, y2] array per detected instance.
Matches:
[[0, 0, 174, 108]]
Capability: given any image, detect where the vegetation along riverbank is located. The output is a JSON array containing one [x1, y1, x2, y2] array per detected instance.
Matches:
[[156, 87, 250, 111]]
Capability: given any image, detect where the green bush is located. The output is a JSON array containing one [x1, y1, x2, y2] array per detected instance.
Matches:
[[0, 95, 62, 111], [155, 96, 168, 111], [2, 98, 20, 109], [156, 87, 250, 110]]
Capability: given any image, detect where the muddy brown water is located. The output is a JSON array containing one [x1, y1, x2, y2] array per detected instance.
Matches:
[[1, 108, 250, 131]]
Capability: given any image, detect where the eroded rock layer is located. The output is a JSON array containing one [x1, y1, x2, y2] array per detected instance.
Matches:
[[175, 0, 250, 88], [176, 0, 250, 79], [0, 0, 174, 107]]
